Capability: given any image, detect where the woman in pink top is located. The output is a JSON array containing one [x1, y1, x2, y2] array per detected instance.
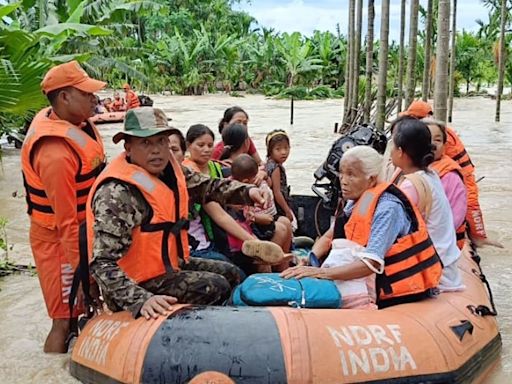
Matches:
[[423, 118, 467, 229], [212, 106, 262, 165]]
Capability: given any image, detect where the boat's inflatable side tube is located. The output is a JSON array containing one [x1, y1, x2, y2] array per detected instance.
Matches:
[[141, 307, 287, 383]]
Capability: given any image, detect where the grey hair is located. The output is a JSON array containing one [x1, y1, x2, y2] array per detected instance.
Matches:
[[341, 145, 383, 180]]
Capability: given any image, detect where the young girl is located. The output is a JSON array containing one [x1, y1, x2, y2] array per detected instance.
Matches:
[[391, 117, 464, 292], [423, 118, 467, 249], [265, 130, 294, 224], [212, 106, 262, 164]]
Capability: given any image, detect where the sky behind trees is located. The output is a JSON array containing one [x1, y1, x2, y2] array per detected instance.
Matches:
[[237, 0, 488, 41]]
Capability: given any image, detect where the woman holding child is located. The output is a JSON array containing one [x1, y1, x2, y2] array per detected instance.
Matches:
[[281, 145, 443, 309]]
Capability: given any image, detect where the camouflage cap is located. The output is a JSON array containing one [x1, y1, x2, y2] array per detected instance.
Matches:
[[113, 107, 173, 144]]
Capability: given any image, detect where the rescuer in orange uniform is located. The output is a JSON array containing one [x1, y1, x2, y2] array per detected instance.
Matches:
[[122, 83, 141, 110], [21, 61, 107, 353], [401, 100, 502, 249]]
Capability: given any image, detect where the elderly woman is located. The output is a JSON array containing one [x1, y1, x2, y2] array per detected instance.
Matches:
[[281, 146, 442, 308]]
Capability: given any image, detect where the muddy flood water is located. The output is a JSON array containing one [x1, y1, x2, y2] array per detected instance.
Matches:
[[0, 94, 510, 383]]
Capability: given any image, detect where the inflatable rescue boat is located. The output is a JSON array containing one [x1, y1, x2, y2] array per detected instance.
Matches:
[[70, 246, 501, 384], [90, 111, 126, 124]]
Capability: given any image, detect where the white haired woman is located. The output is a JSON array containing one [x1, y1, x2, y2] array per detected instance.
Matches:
[[281, 146, 443, 308]]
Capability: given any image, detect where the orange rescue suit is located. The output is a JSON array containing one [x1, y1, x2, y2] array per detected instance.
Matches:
[[430, 155, 467, 250], [334, 183, 442, 307], [444, 127, 486, 240], [86, 152, 190, 283], [21, 107, 106, 230], [125, 89, 140, 110]]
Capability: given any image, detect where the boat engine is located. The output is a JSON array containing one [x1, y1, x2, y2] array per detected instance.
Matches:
[[312, 123, 388, 212]]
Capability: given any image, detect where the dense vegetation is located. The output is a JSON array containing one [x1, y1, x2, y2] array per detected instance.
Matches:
[[0, 0, 510, 135]]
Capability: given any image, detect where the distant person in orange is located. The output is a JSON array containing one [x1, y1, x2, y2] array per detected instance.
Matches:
[[111, 91, 125, 112], [20, 61, 107, 353], [400, 100, 503, 249], [122, 83, 140, 110]]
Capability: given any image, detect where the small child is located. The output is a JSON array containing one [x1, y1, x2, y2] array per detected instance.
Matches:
[[231, 154, 292, 266], [264, 130, 296, 229]]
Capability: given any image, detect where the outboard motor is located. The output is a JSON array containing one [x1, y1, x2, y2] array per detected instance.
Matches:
[[312, 123, 387, 211], [138, 95, 154, 107]]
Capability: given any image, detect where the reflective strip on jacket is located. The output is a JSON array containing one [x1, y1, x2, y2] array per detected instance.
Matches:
[[86, 152, 190, 283], [20, 107, 106, 229]]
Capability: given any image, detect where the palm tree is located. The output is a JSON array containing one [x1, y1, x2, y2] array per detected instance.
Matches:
[[364, 0, 375, 122], [397, 0, 407, 113], [344, 0, 356, 123], [434, 0, 451, 121], [376, 0, 390, 130], [448, 0, 458, 122], [351, 0, 363, 114], [405, 0, 420, 108], [422, 0, 434, 101], [495, 0, 508, 122]]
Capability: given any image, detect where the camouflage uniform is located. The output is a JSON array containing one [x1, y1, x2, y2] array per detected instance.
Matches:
[[90, 166, 253, 317]]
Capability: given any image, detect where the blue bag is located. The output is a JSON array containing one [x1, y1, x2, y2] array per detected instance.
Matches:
[[231, 273, 341, 308]]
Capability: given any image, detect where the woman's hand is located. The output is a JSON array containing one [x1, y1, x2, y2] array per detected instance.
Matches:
[[255, 213, 274, 225], [280, 266, 331, 280], [140, 295, 178, 320]]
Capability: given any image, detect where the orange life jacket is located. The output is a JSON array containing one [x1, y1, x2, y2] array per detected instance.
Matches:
[[333, 183, 442, 307], [430, 155, 467, 249], [21, 107, 106, 229], [444, 127, 486, 240], [112, 98, 125, 111], [125, 90, 140, 110], [86, 153, 190, 283], [444, 127, 474, 176]]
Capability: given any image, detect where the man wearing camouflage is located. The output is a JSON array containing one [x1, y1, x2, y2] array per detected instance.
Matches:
[[87, 107, 279, 320]]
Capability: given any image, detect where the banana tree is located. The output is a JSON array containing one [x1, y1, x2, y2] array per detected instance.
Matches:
[[276, 32, 323, 87]]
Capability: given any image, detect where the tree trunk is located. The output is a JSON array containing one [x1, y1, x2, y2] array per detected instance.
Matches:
[[495, 0, 507, 122], [343, 0, 356, 124], [405, 0, 420, 108], [364, 0, 375, 122], [376, 0, 390, 131], [422, 0, 433, 102], [434, 0, 450, 122], [448, 0, 458, 122], [397, 0, 406, 113], [351, 0, 363, 114]]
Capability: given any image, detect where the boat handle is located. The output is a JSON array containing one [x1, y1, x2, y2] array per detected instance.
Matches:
[[450, 320, 474, 341]]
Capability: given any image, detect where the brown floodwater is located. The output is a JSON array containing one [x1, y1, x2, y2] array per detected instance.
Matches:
[[0, 94, 510, 383]]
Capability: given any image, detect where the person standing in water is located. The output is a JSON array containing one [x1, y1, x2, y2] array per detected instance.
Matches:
[[122, 83, 140, 110], [21, 61, 107, 353]]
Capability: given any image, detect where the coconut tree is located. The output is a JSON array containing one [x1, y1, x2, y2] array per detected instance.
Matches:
[[343, 0, 356, 123], [364, 0, 375, 122], [434, 0, 451, 121], [448, 0, 458, 122], [351, 0, 363, 113], [495, 0, 508, 122], [376, 0, 390, 130], [396, 0, 407, 113], [405, 0, 420, 108], [422, 0, 434, 101]]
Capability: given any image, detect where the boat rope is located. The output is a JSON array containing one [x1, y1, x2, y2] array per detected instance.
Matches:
[[468, 241, 498, 317]]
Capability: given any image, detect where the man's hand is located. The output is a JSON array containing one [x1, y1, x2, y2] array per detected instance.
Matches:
[[89, 283, 104, 314], [140, 295, 178, 320], [248, 187, 270, 209], [472, 237, 504, 249], [255, 213, 274, 225], [280, 266, 331, 280], [253, 169, 268, 186]]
